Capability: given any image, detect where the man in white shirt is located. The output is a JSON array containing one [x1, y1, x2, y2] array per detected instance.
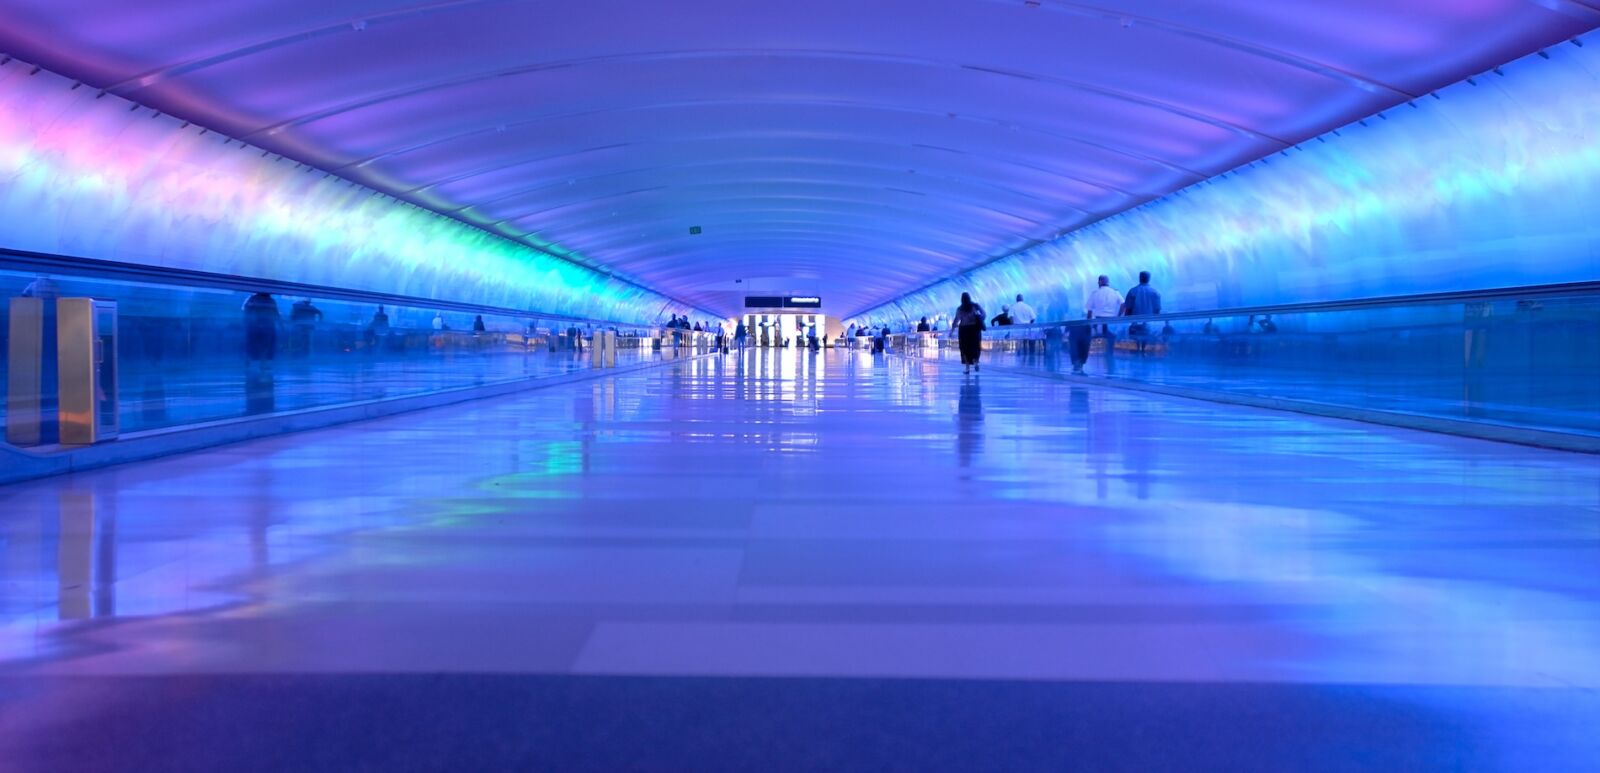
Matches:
[[1010, 294, 1036, 325], [1087, 275, 1123, 338]]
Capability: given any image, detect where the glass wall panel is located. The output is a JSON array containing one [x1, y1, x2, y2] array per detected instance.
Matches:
[[1, 265, 666, 440], [898, 287, 1600, 437]]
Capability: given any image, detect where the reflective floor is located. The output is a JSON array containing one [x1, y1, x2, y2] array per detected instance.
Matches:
[[2, 348, 1598, 771], [2, 346, 663, 436]]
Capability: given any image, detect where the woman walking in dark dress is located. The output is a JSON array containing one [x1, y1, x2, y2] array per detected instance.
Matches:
[[953, 292, 986, 374]]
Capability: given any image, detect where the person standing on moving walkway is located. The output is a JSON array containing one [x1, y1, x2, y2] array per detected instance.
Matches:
[[953, 292, 986, 374], [1010, 294, 1036, 325], [1088, 275, 1123, 335], [1122, 270, 1162, 354]]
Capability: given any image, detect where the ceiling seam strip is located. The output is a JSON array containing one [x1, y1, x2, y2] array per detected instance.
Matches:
[[224, 49, 1282, 157], [603, 238, 972, 264], [425, 157, 1083, 214], [262, 89, 1216, 180], [1003, 0, 1417, 98], [99, 0, 524, 92], [590, 232, 996, 258], [525, 211, 1035, 251], [104, 0, 1372, 144], [461, 174, 1094, 226], [495, 190, 1061, 233], [572, 222, 1015, 254], [378, 135, 1142, 201]]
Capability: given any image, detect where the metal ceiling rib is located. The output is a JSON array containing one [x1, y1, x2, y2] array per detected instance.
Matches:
[[229, 50, 1283, 150], [100, 0, 525, 93], [504, 191, 1057, 235], [328, 94, 1209, 185], [103, 0, 1414, 107], [0, 0, 1592, 315], [394, 138, 1142, 201], [432, 158, 1083, 215], [1000, 0, 1415, 96]]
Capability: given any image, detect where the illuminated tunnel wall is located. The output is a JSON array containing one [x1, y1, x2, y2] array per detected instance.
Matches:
[[0, 61, 710, 325], [855, 35, 1600, 326]]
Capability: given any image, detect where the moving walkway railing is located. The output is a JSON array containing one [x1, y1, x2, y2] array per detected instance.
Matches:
[[892, 281, 1600, 439], [1, 250, 679, 445]]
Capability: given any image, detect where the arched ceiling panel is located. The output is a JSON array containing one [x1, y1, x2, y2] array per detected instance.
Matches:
[[0, 0, 1592, 314]]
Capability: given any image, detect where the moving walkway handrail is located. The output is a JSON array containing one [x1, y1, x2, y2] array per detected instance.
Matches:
[[959, 280, 1600, 333], [1, 246, 669, 330]]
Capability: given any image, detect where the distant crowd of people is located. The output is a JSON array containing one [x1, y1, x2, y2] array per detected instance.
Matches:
[[665, 314, 727, 350], [843, 271, 1166, 375], [234, 271, 1172, 377]]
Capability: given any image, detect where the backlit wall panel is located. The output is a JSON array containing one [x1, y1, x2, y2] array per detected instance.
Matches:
[[0, 62, 708, 324], [854, 36, 1600, 326]]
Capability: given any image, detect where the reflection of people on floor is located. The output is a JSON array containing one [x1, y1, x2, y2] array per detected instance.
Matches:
[[245, 368, 275, 415], [242, 292, 279, 371], [1068, 386, 1090, 416], [956, 377, 984, 471]]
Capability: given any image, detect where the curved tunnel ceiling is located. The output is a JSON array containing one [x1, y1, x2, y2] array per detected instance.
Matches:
[[0, 0, 1594, 316]]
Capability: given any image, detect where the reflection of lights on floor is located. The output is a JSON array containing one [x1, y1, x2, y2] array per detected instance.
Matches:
[[2, 351, 1598, 767]]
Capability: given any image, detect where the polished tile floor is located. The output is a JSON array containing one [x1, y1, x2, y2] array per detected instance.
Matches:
[[2, 348, 1598, 770], [4, 347, 655, 436]]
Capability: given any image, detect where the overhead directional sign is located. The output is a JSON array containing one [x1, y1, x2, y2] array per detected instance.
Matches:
[[744, 296, 823, 309]]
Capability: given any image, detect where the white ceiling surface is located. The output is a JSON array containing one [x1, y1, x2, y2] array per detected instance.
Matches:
[[0, 0, 1594, 315]]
